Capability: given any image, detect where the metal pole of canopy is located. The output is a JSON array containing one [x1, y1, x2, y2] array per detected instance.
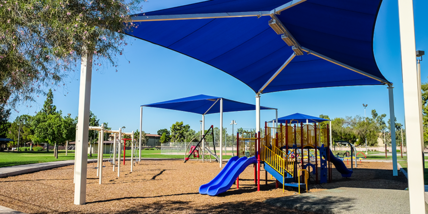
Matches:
[[387, 86, 398, 176], [220, 98, 223, 168], [397, 0, 426, 212], [113, 133, 116, 171], [74, 51, 93, 205], [202, 115, 205, 163], [139, 106, 143, 162]]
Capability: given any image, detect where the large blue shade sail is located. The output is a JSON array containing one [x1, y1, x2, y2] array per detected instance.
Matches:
[[275, 113, 329, 124], [126, 0, 389, 94], [142, 94, 275, 115]]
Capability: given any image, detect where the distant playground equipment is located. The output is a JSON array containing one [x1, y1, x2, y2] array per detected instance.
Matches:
[[75, 125, 137, 185], [200, 113, 353, 196], [184, 125, 218, 163], [334, 141, 366, 169]]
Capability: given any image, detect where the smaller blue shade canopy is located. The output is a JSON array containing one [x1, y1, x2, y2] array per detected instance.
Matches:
[[275, 113, 329, 124], [142, 94, 275, 115]]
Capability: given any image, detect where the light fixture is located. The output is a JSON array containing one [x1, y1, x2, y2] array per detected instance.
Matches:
[[416, 50, 425, 57]]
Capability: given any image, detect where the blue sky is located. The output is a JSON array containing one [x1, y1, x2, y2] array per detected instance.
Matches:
[[10, 0, 428, 135]]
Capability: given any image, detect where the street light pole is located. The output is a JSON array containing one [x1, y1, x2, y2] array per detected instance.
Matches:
[[363, 104, 368, 155]]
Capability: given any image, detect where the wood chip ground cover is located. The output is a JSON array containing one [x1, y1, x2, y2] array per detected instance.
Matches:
[[0, 160, 407, 213]]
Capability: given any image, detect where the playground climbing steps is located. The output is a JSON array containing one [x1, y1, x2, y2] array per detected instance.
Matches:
[[262, 145, 308, 190]]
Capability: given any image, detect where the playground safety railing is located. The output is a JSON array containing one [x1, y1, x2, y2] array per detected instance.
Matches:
[[262, 145, 294, 179], [273, 145, 295, 176]]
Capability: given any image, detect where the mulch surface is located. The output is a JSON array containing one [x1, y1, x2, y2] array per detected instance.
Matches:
[[0, 159, 407, 214]]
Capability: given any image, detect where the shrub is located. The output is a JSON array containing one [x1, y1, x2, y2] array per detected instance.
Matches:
[[33, 146, 43, 152], [18, 147, 31, 152]]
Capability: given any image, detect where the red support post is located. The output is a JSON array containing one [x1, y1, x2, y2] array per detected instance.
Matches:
[[123, 142, 126, 165], [265, 121, 268, 147], [285, 121, 289, 155], [301, 122, 304, 166], [257, 131, 261, 191], [327, 124, 331, 183], [122, 138, 132, 165], [236, 132, 239, 189], [294, 123, 297, 180], [254, 132, 257, 185], [315, 123, 318, 184], [280, 123, 283, 148]]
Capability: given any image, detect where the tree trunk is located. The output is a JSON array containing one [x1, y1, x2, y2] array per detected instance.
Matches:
[[66, 140, 68, 156], [54, 143, 58, 159], [46, 143, 49, 153]]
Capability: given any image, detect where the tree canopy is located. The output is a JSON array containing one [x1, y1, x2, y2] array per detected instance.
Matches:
[[0, 0, 143, 107]]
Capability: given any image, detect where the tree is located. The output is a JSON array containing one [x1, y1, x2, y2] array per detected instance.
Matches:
[[133, 129, 147, 146], [63, 113, 77, 156], [421, 82, 428, 146], [34, 114, 65, 159], [31, 89, 59, 152], [7, 115, 34, 150], [157, 129, 170, 143], [0, 0, 144, 107], [42, 89, 57, 115], [170, 122, 190, 143], [160, 133, 168, 144], [0, 105, 11, 138]]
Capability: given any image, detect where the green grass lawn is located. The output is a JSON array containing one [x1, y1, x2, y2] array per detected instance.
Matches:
[[0, 149, 232, 168], [399, 160, 428, 184]]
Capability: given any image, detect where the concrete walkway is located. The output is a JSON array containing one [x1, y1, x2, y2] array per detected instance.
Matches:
[[0, 205, 24, 214], [265, 187, 420, 214]]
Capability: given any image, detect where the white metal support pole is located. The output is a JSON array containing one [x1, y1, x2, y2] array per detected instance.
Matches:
[[275, 109, 278, 130], [73, 125, 78, 184], [388, 86, 398, 176], [202, 115, 205, 163], [97, 131, 101, 177], [74, 52, 93, 205], [398, 0, 426, 212], [131, 131, 134, 172], [256, 94, 261, 133], [113, 133, 116, 171], [220, 98, 223, 168], [139, 106, 143, 162], [99, 126, 104, 184], [118, 128, 122, 177]]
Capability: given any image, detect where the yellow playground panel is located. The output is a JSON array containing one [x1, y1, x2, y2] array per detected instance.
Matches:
[[263, 122, 329, 149]]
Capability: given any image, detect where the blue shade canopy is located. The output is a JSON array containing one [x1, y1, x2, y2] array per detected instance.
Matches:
[[142, 94, 275, 115], [126, 0, 390, 94], [275, 113, 329, 124]]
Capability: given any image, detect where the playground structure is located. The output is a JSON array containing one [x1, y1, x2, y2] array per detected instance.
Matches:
[[200, 114, 353, 196], [185, 125, 219, 163], [74, 125, 137, 185]]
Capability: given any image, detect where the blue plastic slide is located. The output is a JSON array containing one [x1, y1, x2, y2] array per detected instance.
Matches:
[[199, 156, 239, 194], [206, 156, 257, 196], [327, 149, 353, 178]]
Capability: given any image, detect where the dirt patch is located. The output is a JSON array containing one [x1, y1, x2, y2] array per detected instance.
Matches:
[[0, 160, 406, 213]]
